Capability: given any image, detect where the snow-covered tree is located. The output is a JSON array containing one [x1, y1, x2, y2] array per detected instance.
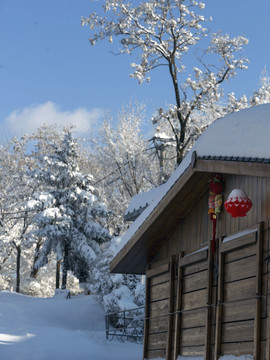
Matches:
[[82, 0, 248, 164], [226, 68, 270, 112], [0, 137, 38, 293], [20, 252, 82, 297], [88, 103, 166, 227], [27, 128, 111, 288], [250, 68, 270, 106], [87, 237, 145, 314]]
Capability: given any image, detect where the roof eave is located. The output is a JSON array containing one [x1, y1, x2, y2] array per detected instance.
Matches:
[[111, 158, 270, 275], [110, 163, 197, 274]]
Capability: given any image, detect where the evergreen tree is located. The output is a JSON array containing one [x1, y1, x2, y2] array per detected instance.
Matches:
[[0, 136, 37, 293], [88, 237, 145, 313], [27, 128, 111, 288]]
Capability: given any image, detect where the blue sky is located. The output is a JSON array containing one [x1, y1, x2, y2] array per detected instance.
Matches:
[[0, 0, 270, 140]]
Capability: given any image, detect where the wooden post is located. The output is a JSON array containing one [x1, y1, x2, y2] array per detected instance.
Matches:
[[267, 221, 270, 360], [254, 222, 263, 360], [205, 240, 213, 360], [214, 237, 224, 360], [143, 266, 151, 360], [173, 252, 184, 360], [166, 255, 176, 360]]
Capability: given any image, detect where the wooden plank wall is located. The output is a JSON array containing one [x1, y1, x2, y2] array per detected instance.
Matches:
[[177, 249, 210, 358], [153, 174, 270, 262], [145, 224, 270, 360], [145, 172, 270, 359], [215, 224, 265, 360], [145, 260, 172, 359]]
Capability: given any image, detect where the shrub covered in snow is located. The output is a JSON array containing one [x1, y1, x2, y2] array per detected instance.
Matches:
[[85, 237, 145, 314]]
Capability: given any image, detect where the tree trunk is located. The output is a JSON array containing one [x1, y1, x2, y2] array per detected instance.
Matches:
[[16, 245, 21, 293], [61, 269, 67, 290], [61, 245, 69, 289], [176, 140, 184, 166], [56, 259, 61, 289], [31, 238, 42, 278], [159, 144, 165, 184], [168, 59, 186, 166]]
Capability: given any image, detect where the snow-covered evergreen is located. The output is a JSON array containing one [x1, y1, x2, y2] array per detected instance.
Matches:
[[27, 128, 111, 287], [86, 237, 144, 314]]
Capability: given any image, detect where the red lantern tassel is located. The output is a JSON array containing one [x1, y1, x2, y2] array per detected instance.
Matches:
[[211, 214, 217, 254]]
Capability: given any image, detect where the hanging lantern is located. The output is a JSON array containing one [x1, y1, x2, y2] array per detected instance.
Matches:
[[208, 175, 223, 215], [224, 189, 252, 217]]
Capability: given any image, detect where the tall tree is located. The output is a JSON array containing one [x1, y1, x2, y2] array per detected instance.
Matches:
[[250, 68, 270, 106], [0, 137, 37, 293], [82, 0, 248, 164], [88, 103, 167, 226], [27, 128, 111, 288], [226, 69, 270, 112]]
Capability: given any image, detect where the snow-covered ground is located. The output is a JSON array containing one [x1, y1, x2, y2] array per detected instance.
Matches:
[[0, 291, 143, 360]]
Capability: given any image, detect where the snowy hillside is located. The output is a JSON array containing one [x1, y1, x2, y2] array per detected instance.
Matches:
[[0, 291, 142, 360]]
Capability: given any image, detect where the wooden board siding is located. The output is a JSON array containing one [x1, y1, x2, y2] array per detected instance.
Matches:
[[215, 224, 263, 360], [141, 171, 270, 359], [177, 248, 210, 359], [144, 223, 269, 360], [145, 259, 173, 360], [144, 245, 213, 360], [153, 174, 270, 264]]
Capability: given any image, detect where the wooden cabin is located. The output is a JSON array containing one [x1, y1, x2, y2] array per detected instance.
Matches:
[[111, 104, 270, 360]]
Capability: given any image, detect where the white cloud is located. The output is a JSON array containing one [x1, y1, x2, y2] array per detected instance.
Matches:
[[0, 102, 104, 138]]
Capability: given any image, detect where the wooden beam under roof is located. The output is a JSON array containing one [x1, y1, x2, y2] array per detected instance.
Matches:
[[111, 165, 211, 274], [196, 158, 270, 177], [110, 158, 270, 275]]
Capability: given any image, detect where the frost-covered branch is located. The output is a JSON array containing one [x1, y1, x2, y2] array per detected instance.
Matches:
[[83, 0, 249, 164]]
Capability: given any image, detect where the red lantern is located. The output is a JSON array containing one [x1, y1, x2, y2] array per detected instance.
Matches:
[[224, 189, 252, 217]]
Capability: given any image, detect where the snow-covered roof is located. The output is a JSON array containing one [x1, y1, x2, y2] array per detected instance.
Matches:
[[111, 104, 270, 273], [124, 184, 166, 221]]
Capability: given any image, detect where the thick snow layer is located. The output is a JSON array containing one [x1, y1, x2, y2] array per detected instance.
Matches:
[[0, 291, 142, 360], [191, 103, 270, 159], [116, 104, 270, 255], [124, 184, 166, 215]]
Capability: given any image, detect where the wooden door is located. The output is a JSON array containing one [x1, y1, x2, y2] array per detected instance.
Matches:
[[215, 224, 263, 360], [172, 223, 263, 360], [144, 224, 264, 360], [144, 256, 175, 360], [173, 245, 213, 360]]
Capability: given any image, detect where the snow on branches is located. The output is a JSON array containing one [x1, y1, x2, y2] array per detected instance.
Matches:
[[82, 0, 249, 164], [27, 128, 111, 285], [82, 0, 209, 84]]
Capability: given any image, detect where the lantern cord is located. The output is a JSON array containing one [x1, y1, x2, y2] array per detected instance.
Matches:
[[211, 215, 217, 254]]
